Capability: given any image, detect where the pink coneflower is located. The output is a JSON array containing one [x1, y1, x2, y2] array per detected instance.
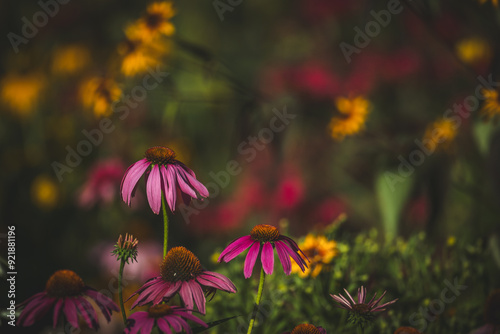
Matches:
[[331, 286, 397, 329], [121, 146, 209, 214], [218, 224, 309, 278], [283, 323, 327, 334], [17, 270, 119, 329], [125, 304, 207, 334], [129, 247, 236, 314]]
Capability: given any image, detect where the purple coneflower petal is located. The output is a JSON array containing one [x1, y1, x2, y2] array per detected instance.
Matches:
[[140, 317, 155, 334], [18, 295, 55, 326], [52, 298, 64, 328], [279, 235, 309, 262], [121, 159, 150, 205], [175, 168, 198, 199], [371, 298, 398, 312], [261, 242, 274, 275], [176, 317, 192, 334], [358, 286, 365, 304], [197, 274, 233, 292], [85, 289, 118, 320], [369, 290, 386, 308], [177, 165, 209, 198], [165, 165, 178, 211], [76, 297, 99, 329], [275, 242, 292, 275], [190, 281, 206, 314], [146, 164, 162, 214], [157, 318, 173, 334], [63, 298, 80, 328], [173, 310, 208, 327], [344, 288, 356, 305], [330, 294, 351, 309], [167, 316, 183, 332], [179, 282, 195, 312], [277, 240, 307, 272], [244, 242, 261, 278], [218, 236, 255, 262]]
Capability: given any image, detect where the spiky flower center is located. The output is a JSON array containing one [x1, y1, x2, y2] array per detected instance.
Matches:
[[352, 303, 371, 314], [250, 224, 280, 243], [291, 324, 321, 334], [145, 146, 176, 165], [45, 270, 85, 298], [161, 246, 203, 282], [147, 304, 173, 318]]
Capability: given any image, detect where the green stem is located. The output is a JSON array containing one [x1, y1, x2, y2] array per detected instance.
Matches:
[[118, 259, 127, 324], [247, 267, 266, 334], [161, 191, 169, 257]]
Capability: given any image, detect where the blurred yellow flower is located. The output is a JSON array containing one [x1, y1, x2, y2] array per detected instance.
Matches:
[[478, 0, 498, 6], [210, 251, 220, 264], [480, 88, 500, 120], [118, 37, 169, 77], [31, 175, 59, 210], [79, 77, 122, 117], [291, 234, 338, 278], [455, 38, 491, 66], [0, 73, 46, 117], [126, 2, 175, 42], [447, 236, 456, 247], [51, 44, 91, 75], [328, 96, 371, 140], [422, 118, 457, 152]]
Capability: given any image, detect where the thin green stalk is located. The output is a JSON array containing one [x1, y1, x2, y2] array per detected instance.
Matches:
[[118, 259, 127, 324], [161, 191, 169, 257], [247, 267, 266, 334]]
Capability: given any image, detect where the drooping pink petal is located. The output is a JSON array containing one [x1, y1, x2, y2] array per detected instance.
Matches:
[[179, 282, 195, 312], [277, 240, 307, 272], [244, 242, 261, 278], [63, 298, 80, 328], [190, 281, 206, 315], [165, 165, 178, 212], [172, 309, 208, 327], [84, 288, 119, 320], [261, 242, 274, 275], [279, 235, 309, 262], [146, 164, 162, 214], [156, 317, 173, 334], [166, 315, 183, 332], [275, 242, 292, 275], [52, 298, 64, 328], [139, 317, 155, 334], [218, 235, 255, 262], [121, 159, 150, 205], [175, 168, 198, 199], [199, 271, 237, 292], [176, 165, 209, 198], [17, 295, 55, 326], [76, 297, 99, 329], [175, 317, 193, 334]]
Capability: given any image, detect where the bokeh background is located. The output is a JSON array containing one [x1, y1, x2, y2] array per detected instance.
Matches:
[[1, 0, 500, 333]]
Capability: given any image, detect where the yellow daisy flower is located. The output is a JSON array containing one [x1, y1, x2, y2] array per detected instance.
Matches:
[[480, 88, 500, 120], [422, 118, 457, 152], [118, 37, 169, 77], [0, 73, 46, 118], [51, 44, 91, 75], [455, 37, 492, 66], [79, 77, 122, 117], [328, 96, 371, 140], [291, 234, 338, 278], [126, 2, 175, 42]]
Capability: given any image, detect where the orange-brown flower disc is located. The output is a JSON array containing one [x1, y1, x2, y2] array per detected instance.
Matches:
[[147, 304, 173, 318], [394, 326, 422, 334], [161, 246, 203, 282], [250, 224, 280, 242], [291, 324, 321, 334], [145, 146, 176, 165], [45, 270, 85, 298]]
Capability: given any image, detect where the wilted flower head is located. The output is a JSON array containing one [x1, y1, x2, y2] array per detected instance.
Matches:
[[112, 234, 139, 264], [283, 323, 327, 334], [17, 270, 118, 329], [331, 286, 397, 330], [121, 146, 209, 215], [218, 224, 309, 278]]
